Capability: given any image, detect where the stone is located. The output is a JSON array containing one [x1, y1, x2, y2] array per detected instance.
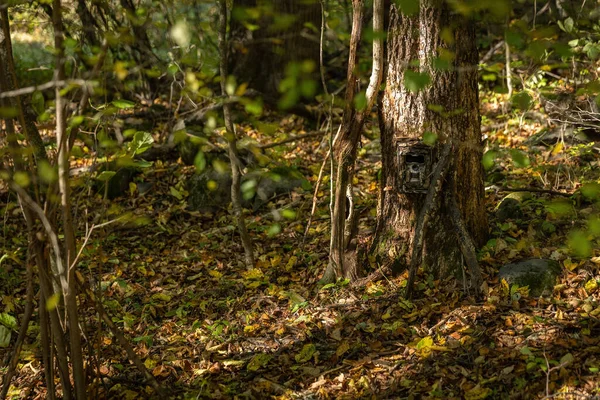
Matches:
[[498, 259, 562, 297]]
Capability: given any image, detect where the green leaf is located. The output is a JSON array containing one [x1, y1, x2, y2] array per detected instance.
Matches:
[[170, 20, 191, 48], [129, 131, 154, 155], [69, 115, 85, 128], [213, 159, 229, 174], [267, 223, 281, 237], [241, 179, 257, 200], [167, 63, 179, 75], [0, 313, 17, 330], [0, 106, 18, 118], [170, 186, 183, 200], [511, 92, 532, 110], [580, 182, 600, 200], [13, 171, 30, 188], [281, 209, 297, 220], [0, 326, 10, 348], [482, 150, 498, 171], [422, 131, 438, 146], [416, 336, 433, 350], [194, 150, 206, 173], [38, 160, 57, 184], [563, 17, 574, 33], [588, 216, 600, 236], [31, 91, 45, 115], [404, 70, 431, 93], [96, 171, 116, 182], [112, 99, 135, 109], [133, 335, 154, 347], [295, 343, 317, 363], [545, 199, 573, 217], [131, 160, 153, 168], [247, 353, 272, 371], [226, 76, 236, 96], [509, 149, 530, 168], [520, 346, 533, 356], [244, 98, 263, 116], [354, 91, 367, 111], [568, 230, 592, 257]]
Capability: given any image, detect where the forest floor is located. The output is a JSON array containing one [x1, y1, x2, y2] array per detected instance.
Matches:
[[2, 90, 600, 399]]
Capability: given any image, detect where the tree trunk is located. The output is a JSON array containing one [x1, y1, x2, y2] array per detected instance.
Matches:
[[0, 7, 47, 164], [322, 0, 384, 284], [52, 0, 87, 397], [229, 0, 320, 100], [373, 2, 487, 282], [219, 0, 255, 269]]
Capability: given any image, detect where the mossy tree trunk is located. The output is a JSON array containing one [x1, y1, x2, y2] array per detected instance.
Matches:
[[373, 2, 487, 280]]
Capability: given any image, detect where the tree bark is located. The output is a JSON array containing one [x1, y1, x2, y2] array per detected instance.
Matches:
[[52, 0, 87, 397], [322, 0, 384, 283], [0, 7, 47, 163], [373, 2, 487, 284], [219, 0, 255, 269], [229, 0, 321, 99]]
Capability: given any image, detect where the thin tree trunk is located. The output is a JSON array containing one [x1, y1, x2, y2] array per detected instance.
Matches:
[[323, 0, 383, 283], [0, 7, 47, 163], [52, 0, 86, 397], [219, 0, 255, 268], [0, 244, 34, 400]]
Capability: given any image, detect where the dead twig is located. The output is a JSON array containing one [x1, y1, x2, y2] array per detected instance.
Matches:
[[485, 185, 572, 197]]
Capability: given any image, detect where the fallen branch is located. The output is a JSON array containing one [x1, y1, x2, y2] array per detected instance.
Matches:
[[0, 79, 96, 99], [485, 185, 571, 197]]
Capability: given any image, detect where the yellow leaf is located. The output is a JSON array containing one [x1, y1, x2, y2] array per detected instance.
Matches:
[[151, 293, 172, 302], [585, 279, 598, 294], [465, 385, 492, 400], [430, 345, 452, 352], [114, 61, 128, 81], [2, 296, 15, 312], [46, 293, 61, 311], [209, 270, 222, 279], [416, 336, 433, 350], [336, 341, 350, 356], [270, 255, 282, 268], [590, 256, 600, 265], [551, 141, 564, 156], [242, 269, 264, 280], [285, 256, 297, 271], [144, 358, 157, 369], [564, 258, 578, 271]]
